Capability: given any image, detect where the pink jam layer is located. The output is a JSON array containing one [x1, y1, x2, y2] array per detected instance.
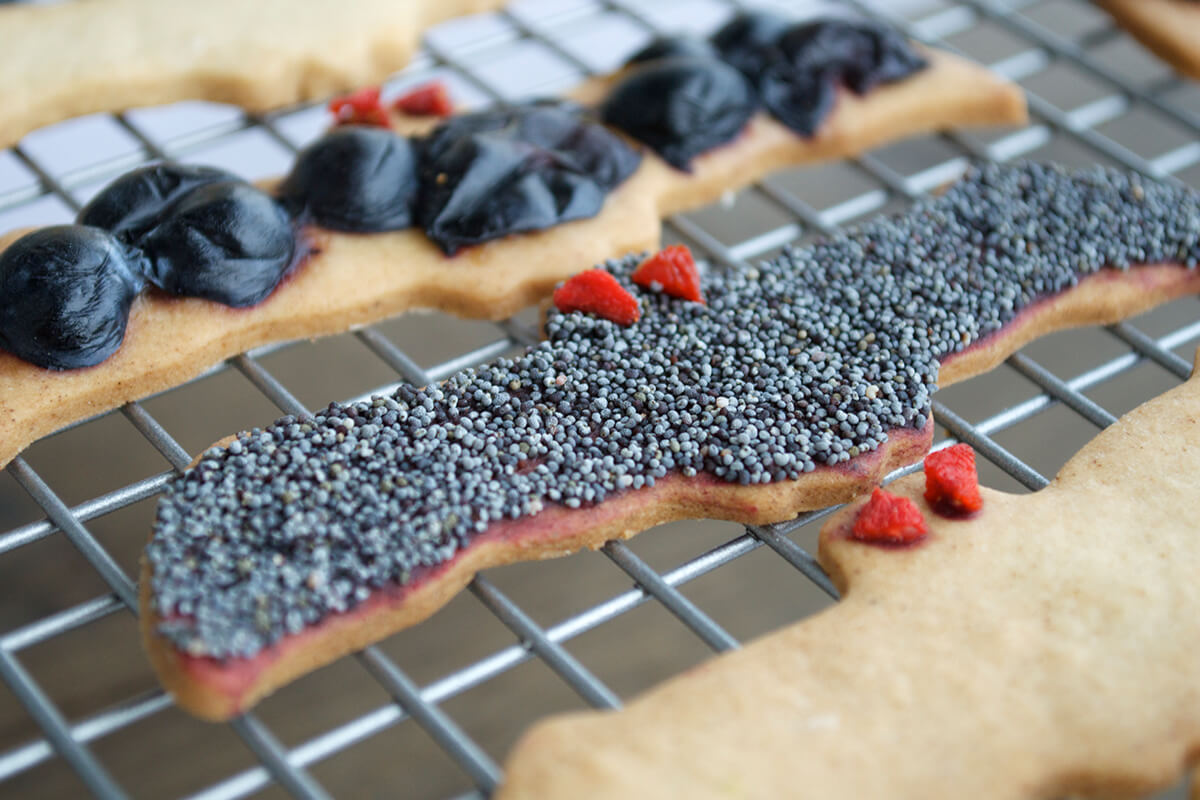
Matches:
[[944, 262, 1199, 371], [171, 424, 933, 710]]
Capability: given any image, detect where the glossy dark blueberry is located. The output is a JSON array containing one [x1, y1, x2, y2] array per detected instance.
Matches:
[[423, 101, 639, 191], [278, 127, 419, 233], [600, 57, 756, 171], [757, 62, 836, 137], [418, 102, 641, 254], [0, 226, 143, 370], [710, 10, 792, 77], [760, 19, 927, 136], [779, 19, 926, 94], [626, 35, 718, 66], [139, 182, 296, 307], [77, 163, 238, 241]]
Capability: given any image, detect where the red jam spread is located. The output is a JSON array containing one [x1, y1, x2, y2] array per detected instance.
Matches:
[[632, 244, 705, 303], [923, 443, 983, 516], [394, 82, 454, 117], [328, 86, 391, 127], [553, 269, 641, 326], [851, 488, 928, 544]]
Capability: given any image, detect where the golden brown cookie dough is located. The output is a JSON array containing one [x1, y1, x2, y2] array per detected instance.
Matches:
[[1096, 0, 1200, 79], [0, 50, 1025, 471], [140, 261, 1200, 722], [0, 0, 505, 147], [500, 349, 1200, 799]]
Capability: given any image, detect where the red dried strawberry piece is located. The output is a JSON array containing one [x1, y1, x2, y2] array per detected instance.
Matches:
[[553, 270, 640, 326], [393, 82, 454, 117], [631, 244, 704, 303], [328, 86, 391, 128], [851, 488, 928, 544], [924, 443, 983, 515]]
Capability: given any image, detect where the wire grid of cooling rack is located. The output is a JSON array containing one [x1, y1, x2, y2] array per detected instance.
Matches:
[[0, 0, 1198, 797]]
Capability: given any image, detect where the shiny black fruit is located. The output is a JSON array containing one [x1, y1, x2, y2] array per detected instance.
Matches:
[[510, 103, 642, 191], [710, 10, 791, 77], [626, 35, 718, 66], [760, 19, 927, 136], [140, 182, 296, 307], [601, 57, 756, 171], [418, 102, 641, 254], [778, 19, 925, 94], [0, 226, 143, 370], [423, 101, 640, 192], [77, 163, 238, 241], [279, 127, 419, 232], [757, 62, 836, 137]]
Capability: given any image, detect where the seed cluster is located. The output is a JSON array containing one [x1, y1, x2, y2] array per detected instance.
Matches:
[[147, 163, 1200, 660]]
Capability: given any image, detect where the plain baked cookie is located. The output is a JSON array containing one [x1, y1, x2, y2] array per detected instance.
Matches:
[[0, 0, 504, 147], [499, 351, 1200, 799], [0, 50, 1025, 471], [1095, 0, 1200, 79]]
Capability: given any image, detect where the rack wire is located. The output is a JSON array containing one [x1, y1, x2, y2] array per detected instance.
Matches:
[[0, 0, 1197, 797]]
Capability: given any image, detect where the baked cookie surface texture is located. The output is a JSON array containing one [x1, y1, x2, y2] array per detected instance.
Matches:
[[499, 349, 1200, 800], [1096, 0, 1200, 79], [0, 0, 506, 147]]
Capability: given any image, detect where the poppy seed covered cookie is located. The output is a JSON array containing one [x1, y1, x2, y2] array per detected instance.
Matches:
[[146, 162, 1200, 661]]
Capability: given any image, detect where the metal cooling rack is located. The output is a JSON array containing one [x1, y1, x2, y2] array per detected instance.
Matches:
[[0, 0, 1198, 797]]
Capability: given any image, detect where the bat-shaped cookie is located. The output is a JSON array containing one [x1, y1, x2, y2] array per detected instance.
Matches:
[[0, 0, 504, 148], [0, 31, 1025, 471], [1096, 0, 1200, 79], [139, 162, 1200, 720], [498, 349, 1200, 800]]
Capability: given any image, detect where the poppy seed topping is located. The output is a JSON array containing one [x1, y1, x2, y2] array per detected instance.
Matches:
[[146, 162, 1200, 660]]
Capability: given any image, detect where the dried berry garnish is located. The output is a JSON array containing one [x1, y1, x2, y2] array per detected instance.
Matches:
[[0, 226, 143, 370], [632, 244, 703, 303], [393, 81, 454, 117], [851, 488, 928, 544], [760, 19, 927, 136], [139, 182, 296, 308], [710, 10, 791, 77], [418, 102, 640, 253], [601, 56, 756, 170], [77, 163, 237, 241], [279, 127, 419, 233], [626, 35, 719, 66], [924, 444, 983, 515], [553, 268, 640, 325], [328, 86, 391, 128]]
